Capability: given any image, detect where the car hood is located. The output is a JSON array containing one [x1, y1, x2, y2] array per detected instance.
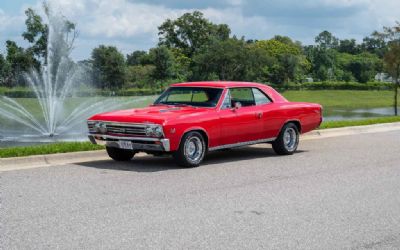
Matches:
[[88, 105, 210, 125]]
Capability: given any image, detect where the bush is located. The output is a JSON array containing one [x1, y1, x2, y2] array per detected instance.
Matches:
[[116, 88, 161, 96], [270, 81, 393, 91], [2, 88, 37, 98], [0, 86, 162, 97], [0, 81, 394, 98]]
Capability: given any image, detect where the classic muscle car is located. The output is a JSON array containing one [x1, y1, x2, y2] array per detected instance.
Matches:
[[87, 82, 322, 167]]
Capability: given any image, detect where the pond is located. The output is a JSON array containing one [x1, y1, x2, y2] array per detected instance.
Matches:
[[323, 107, 396, 121]]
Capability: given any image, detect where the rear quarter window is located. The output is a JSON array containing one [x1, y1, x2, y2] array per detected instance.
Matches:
[[252, 88, 271, 105]]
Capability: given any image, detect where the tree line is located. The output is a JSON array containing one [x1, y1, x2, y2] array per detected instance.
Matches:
[[0, 9, 399, 95]]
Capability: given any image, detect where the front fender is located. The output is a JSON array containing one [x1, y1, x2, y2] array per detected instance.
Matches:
[[167, 126, 210, 152]]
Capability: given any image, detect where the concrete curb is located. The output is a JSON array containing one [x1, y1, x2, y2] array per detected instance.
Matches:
[[1, 122, 400, 172], [0, 150, 108, 172], [301, 122, 400, 140]]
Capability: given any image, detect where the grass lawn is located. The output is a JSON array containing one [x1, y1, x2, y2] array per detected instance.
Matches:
[[282, 90, 396, 109], [0, 142, 104, 158], [320, 116, 400, 129]]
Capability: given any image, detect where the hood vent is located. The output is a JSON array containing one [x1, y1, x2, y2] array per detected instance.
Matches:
[[159, 107, 181, 113]]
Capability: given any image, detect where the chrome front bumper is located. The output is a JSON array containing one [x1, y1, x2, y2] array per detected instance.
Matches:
[[88, 134, 170, 152]]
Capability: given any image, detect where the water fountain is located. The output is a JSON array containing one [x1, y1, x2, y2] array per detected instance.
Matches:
[[0, 9, 149, 147]]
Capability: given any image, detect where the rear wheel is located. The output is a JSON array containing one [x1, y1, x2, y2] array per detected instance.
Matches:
[[106, 146, 135, 161], [272, 123, 299, 155], [173, 131, 206, 167]]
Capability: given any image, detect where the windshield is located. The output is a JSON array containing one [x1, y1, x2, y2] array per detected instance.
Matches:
[[154, 87, 223, 107]]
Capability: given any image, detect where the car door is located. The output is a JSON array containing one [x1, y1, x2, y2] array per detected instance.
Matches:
[[218, 88, 264, 146], [251, 87, 278, 139]]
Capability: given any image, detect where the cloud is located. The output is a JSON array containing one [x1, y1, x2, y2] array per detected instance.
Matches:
[[1, 0, 400, 60], [0, 9, 24, 32], [44, 0, 271, 59], [47, 0, 192, 38]]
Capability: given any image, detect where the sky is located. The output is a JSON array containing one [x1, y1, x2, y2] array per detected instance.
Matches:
[[0, 0, 399, 61]]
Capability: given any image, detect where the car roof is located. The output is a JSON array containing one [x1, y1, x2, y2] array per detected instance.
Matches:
[[171, 81, 268, 88], [170, 81, 288, 103]]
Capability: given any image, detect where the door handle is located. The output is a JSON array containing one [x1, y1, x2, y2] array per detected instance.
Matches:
[[256, 112, 263, 119]]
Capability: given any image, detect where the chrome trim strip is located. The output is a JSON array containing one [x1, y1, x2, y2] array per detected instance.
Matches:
[[160, 139, 170, 151], [88, 120, 152, 127], [88, 134, 160, 141], [208, 137, 276, 151], [88, 134, 171, 152]]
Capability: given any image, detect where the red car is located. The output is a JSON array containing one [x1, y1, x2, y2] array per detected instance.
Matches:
[[88, 82, 322, 167]]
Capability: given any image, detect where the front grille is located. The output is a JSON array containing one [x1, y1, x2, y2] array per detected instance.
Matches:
[[87, 121, 147, 136], [106, 124, 146, 136], [87, 121, 96, 133]]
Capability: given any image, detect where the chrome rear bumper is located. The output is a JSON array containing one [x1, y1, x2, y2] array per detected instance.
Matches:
[[88, 134, 170, 152]]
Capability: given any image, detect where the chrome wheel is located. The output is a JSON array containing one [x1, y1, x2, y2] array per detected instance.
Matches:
[[283, 127, 297, 151], [173, 131, 207, 167], [184, 136, 204, 163]]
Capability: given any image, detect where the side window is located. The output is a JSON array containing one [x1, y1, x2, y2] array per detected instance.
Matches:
[[221, 90, 231, 109], [252, 88, 271, 105], [230, 88, 256, 107]]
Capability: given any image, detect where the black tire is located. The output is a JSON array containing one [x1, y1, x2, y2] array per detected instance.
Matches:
[[106, 146, 135, 161], [272, 123, 299, 155], [173, 131, 206, 168]]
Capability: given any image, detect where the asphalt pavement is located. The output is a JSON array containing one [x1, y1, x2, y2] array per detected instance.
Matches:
[[1, 130, 400, 249]]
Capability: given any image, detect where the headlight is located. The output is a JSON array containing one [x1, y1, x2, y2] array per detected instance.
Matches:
[[153, 126, 163, 137], [145, 124, 164, 137], [145, 126, 153, 136]]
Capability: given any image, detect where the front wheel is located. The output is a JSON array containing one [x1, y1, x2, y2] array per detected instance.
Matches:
[[272, 123, 299, 155], [106, 146, 135, 161], [173, 131, 206, 167]]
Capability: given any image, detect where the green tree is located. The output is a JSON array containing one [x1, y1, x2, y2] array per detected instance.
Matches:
[[254, 38, 309, 84], [0, 53, 12, 87], [22, 8, 48, 64], [244, 45, 274, 82], [5, 40, 36, 86], [22, 4, 76, 71], [306, 45, 337, 81], [379, 22, 400, 115], [335, 52, 381, 82], [384, 42, 400, 115], [126, 65, 156, 88], [149, 46, 175, 80], [338, 39, 360, 54], [126, 50, 147, 66], [170, 48, 191, 81], [315, 31, 339, 49], [254, 39, 302, 57], [192, 38, 248, 81], [361, 32, 387, 57], [347, 53, 381, 83], [158, 11, 230, 57], [91, 45, 126, 89]]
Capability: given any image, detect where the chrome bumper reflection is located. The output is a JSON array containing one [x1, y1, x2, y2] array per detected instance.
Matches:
[[88, 134, 170, 152]]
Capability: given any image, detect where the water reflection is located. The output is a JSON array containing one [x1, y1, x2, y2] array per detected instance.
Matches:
[[324, 107, 396, 121]]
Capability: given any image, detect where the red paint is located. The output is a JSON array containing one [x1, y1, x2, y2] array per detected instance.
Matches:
[[88, 82, 322, 151]]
